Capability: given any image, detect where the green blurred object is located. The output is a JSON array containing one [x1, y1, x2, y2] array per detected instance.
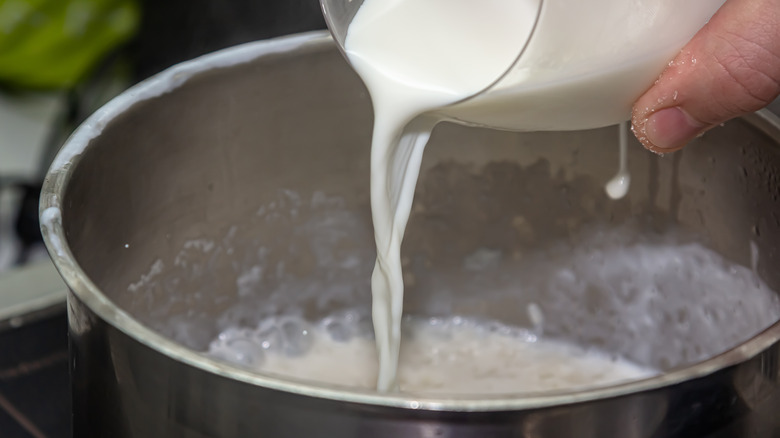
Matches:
[[0, 0, 139, 89]]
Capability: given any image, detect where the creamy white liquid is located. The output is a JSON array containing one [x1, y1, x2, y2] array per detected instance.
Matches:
[[208, 314, 655, 394], [345, 0, 724, 390], [346, 0, 539, 392]]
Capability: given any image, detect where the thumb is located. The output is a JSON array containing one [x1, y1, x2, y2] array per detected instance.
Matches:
[[632, 0, 780, 153]]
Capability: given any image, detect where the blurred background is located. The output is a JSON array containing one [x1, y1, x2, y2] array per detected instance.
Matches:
[[0, 1, 323, 436], [0, 0, 325, 275]]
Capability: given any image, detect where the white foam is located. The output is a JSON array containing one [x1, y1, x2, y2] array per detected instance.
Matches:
[[40, 206, 65, 257], [204, 223, 780, 393], [127, 259, 165, 293], [208, 314, 656, 395]]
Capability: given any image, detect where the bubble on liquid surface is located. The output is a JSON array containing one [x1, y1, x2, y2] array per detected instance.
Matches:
[[209, 332, 265, 367], [322, 316, 354, 343], [256, 322, 284, 352], [279, 317, 315, 357], [225, 339, 265, 365]]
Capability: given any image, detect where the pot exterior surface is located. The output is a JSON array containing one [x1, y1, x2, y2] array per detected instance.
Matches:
[[69, 289, 780, 437]]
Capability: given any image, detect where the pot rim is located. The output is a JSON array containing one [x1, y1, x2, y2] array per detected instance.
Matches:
[[39, 30, 780, 412]]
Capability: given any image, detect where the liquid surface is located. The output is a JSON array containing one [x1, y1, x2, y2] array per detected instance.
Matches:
[[203, 223, 780, 394], [345, 0, 723, 390], [208, 314, 656, 394]]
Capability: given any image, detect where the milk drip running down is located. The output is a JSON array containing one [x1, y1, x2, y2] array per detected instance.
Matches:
[[343, 0, 730, 391], [606, 122, 632, 200]]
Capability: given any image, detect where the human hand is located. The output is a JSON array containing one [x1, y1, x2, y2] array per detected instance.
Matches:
[[631, 0, 780, 153]]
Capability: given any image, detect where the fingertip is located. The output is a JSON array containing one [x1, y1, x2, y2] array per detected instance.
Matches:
[[632, 96, 707, 153], [631, 106, 664, 154], [645, 107, 706, 151], [632, 0, 780, 154]]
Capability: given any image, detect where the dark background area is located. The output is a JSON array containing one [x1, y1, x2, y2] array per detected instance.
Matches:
[[132, 0, 326, 80]]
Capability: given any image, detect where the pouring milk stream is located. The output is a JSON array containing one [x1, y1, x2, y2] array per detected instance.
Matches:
[[329, 0, 726, 391]]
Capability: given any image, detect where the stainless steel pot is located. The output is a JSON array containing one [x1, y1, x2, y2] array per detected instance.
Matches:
[[41, 32, 780, 437]]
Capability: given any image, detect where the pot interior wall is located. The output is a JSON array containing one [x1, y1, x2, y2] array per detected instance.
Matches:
[[61, 41, 780, 376]]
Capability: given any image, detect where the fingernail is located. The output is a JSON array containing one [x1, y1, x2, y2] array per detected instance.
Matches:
[[645, 107, 705, 150]]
